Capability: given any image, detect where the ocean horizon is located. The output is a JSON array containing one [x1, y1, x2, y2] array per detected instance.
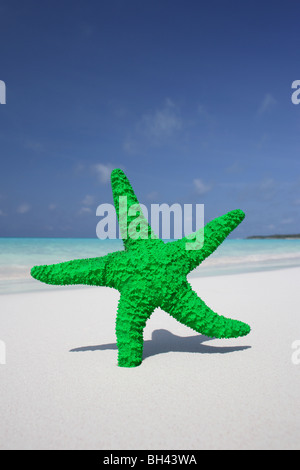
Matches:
[[1, 236, 300, 295]]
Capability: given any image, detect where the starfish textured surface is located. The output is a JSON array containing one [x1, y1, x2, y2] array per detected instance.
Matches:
[[31, 169, 251, 367]]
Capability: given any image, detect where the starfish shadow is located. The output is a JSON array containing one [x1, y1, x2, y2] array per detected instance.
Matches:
[[70, 329, 251, 361]]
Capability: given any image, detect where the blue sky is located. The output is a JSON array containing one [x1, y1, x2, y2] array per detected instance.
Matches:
[[0, 0, 300, 238]]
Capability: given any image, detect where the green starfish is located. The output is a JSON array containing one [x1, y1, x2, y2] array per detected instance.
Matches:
[[31, 169, 251, 367]]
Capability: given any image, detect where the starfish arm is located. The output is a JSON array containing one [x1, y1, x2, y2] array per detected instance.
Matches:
[[31, 256, 109, 287], [111, 169, 163, 251], [161, 281, 250, 339], [170, 209, 245, 273], [115, 291, 154, 367]]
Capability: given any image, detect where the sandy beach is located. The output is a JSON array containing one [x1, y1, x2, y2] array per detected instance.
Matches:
[[0, 266, 300, 450]]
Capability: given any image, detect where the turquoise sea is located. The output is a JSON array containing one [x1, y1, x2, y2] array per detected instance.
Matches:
[[0, 237, 300, 294]]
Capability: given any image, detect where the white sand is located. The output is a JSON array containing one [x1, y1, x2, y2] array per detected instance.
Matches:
[[0, 267, 300, 450]]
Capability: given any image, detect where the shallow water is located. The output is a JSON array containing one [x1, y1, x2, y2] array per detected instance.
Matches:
[[0, 237, 300, 294]]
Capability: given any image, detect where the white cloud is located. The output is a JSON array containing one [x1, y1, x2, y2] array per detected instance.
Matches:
[[17, 203, 31, 214], [48, 203, 56, 211], [193, 178, 212, 195], [259, 177, 276, 191], [140, 98, 182, 139], [281, 217, 294, 225], [92, 163, 115, 184], [78, 207, 92, 215], [257, 93, 277, 115], [74, 163, 85, 174], [123, 137, 139, 155], [122, 98, 185, 154], [81, 195, 95, 206]]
